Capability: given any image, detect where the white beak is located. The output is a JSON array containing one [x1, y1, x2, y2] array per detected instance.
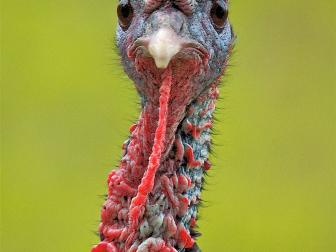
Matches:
[[147, 28, 182, 69]]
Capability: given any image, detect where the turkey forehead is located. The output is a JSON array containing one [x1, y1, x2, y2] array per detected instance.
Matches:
[[144, 0, 196, 15]]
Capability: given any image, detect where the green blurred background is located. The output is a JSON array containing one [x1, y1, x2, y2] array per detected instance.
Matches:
[[1, 0, 335, 251]]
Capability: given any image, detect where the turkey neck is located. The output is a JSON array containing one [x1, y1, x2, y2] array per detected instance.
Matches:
[[99, 74, 219, 251]]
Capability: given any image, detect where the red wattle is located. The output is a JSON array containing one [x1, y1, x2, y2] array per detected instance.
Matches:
[[128, 68, 173, 240]]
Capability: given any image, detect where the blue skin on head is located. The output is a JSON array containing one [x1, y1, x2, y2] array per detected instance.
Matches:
[[116, 0, 234, 96]]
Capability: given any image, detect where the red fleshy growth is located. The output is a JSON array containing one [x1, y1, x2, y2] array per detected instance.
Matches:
[[163, 214, 178, 239], [129, 123, 137, 133], [190, 217, 196, 228], [104, 227, 123, 240], [174, 134, 185, 162], [203, 160, 212, 171], [178, 195, 189, 217], [177, 174, 190, 193], [128, 68, 172, 235], [177, 224, 194, 248], [184, 120, 212, 139], [92, 242, 119, 252], [161, 175, 179, 207], [184, 144, 203, 168], [92, 242, 108, 252]]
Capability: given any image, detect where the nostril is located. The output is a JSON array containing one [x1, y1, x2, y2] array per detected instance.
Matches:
[[167, 12, 185, 35]]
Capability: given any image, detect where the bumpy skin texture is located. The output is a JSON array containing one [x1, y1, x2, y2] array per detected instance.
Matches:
[[92, 1, 234, 251]]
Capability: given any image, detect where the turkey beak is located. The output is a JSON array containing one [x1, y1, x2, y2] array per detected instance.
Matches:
[[128, 11, 208, 70], [147, 27, 182, 69]]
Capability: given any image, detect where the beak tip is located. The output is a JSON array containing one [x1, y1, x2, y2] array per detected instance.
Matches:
[[153, 58, 170, 69]]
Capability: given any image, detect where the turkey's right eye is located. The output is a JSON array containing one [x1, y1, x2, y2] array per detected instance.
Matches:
[[117, 2, 134, 30]]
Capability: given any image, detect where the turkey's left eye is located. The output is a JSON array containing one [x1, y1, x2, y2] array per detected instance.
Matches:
[[210, 3, 228, 29], [117, 2, 134, 30]]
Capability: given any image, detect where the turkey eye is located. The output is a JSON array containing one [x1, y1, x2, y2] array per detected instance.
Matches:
[[117, 2, 134, 30], [210, 3, 228, 29]]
